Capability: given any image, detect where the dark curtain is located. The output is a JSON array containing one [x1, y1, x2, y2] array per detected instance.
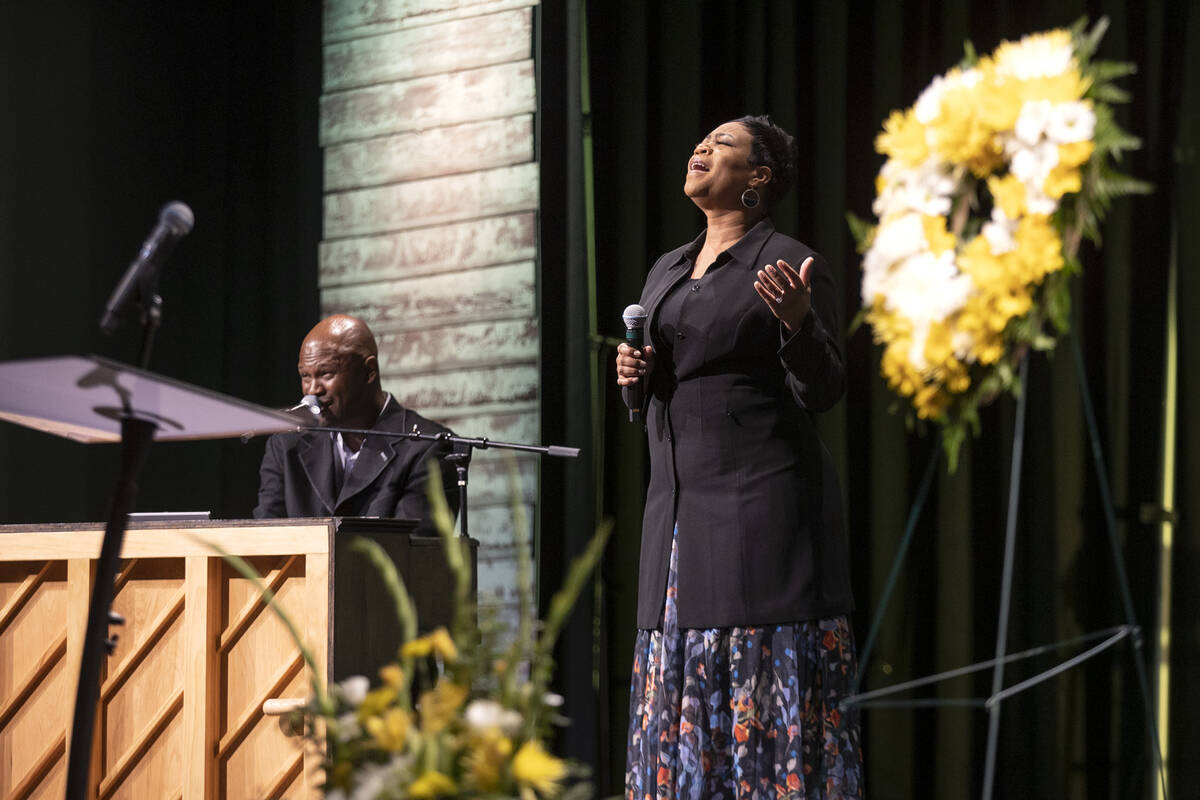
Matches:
[[0, 1, 321, 524], [576, 1, 1199, 797]]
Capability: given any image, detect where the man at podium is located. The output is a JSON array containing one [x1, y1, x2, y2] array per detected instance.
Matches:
[[252, 314, 458, 534]]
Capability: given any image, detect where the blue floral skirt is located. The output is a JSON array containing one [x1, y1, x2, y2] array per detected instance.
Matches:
[[626, 526, 863, 799]]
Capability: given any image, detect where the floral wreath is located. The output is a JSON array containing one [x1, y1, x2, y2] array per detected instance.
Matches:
[[851, 18, 1150, 469]]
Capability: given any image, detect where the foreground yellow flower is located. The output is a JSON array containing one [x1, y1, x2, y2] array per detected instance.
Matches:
[[512, 739, 568, 797], [408, 770, 456, 799], [379, 663, 405, 688], [401, 626, 459, 662], [356, 685, 396, 722], [364, 706, 410, 751], [418, 679, 469, 733], [427, 627, 459, 661], [465, 729, 514, 792]]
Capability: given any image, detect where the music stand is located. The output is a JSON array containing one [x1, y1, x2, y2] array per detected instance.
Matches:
[[0, 354, 301, 798]]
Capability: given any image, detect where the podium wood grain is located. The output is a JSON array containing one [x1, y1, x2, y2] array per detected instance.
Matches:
[[0, 519, 468, 800]]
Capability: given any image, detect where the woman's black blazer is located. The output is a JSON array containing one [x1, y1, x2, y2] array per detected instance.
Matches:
[[633, 218, 854, 630]]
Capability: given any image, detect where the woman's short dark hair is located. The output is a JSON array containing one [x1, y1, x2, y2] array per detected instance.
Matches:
[[734, 114, 797, 208]]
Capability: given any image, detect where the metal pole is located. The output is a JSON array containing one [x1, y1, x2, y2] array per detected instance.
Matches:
[[981, 354, 1030, 800]]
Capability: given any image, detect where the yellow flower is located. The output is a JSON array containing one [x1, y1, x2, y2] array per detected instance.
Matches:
[[914, 384, 949, 419], [929, 80, 1003, 175], [418, 679, 469, 733], [923, 320, 955, 368], [975, 59, 1025, 131], [408, 770, 457, 799], [427, 627, 459, 661], [1043, 163, 1082, 199], [465, 729, 514, 792], [364, 707, 410, 751], [1013, 215, 1064, 283], [401, 636, 433, 659], [876, 108, 929, 167], [356, 686, 397, 721], [987, 174, 1026, 219], [380, 663, 405, 688], [1057, 139, 1094, 168], [401, 627, 459, 662], [921, 215, 955, 255], [512, 740, 568, 798]]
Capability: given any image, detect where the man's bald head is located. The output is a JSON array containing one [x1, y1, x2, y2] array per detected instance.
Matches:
[[297, 314, 385, 429], [300, 314, 379, 363]]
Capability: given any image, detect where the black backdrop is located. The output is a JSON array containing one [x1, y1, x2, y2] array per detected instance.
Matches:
[[0, 1, 321, 524], [570, 0, 1200, 798]]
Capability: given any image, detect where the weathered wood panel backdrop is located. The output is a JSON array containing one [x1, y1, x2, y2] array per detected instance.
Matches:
[[321, 0, 539, 621]]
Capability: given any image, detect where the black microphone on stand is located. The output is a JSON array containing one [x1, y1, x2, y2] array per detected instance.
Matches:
[[100, 201, 195, 335], [622, 303, 648, 423]]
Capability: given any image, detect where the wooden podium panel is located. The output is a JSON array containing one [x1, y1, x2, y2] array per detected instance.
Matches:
[[0, 519, 474, 800]]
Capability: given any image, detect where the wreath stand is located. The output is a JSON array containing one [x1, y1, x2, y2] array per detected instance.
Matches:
[[843, 337, 1168, 800]]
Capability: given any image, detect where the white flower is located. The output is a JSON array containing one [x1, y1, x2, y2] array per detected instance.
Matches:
[[862, 213, 927, 304], [872, 158, 957, 219], [994, 34, 1073, 80], [884, 250, 972, 328], [914, 75, 948, 125], [1014, 100, 1054, 145], [1009, 140, 1058, 185], [464, 699, 524, 735], [1025, 187, 1059, 215], [334, 712, 362, 742], [1045, 101, 1096, 143], [876, 250, 973, 370], [349, 755, 412, 800], [339, 675, 370, 706], [982, 207, 1018, 254]]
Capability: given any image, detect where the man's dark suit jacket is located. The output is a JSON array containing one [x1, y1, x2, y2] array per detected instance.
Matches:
[[252, 396, 459, 535], [633, 218, 853, 630]]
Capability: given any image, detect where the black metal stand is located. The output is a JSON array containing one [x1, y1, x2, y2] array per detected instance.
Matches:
[[64, 414, 157, 798], [67, 229, 173, 798], [843, 343, 1168, 800], [295, 425, 580, 539]]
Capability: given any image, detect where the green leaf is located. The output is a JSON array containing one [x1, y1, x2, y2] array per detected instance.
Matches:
[[960, 39, 978, 69], [1087, 60, 1138, 83], [942, 422, 966, 473], [846, 211, 876, 251], [1089, 83, 1131, 104], [848, 306, 871, 336], [424, 464, 477, 653]]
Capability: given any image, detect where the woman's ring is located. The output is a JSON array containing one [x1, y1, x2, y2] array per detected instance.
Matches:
[[775, 295, 783, 303]]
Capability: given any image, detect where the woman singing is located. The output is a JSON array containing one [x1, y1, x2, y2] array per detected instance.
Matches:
[[616, 115, 862, 799]]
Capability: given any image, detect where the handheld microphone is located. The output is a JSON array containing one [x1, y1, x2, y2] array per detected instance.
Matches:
[[100, 202, 195, 334], [622, 303, 648, 423]]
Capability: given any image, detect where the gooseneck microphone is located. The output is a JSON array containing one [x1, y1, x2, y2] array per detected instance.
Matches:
[[100, 201, 195, 334], [287, 395, 321, 418], [622, 303, 648, 423]]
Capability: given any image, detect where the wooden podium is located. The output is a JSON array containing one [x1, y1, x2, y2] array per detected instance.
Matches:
[[0, 517, 475, 800]]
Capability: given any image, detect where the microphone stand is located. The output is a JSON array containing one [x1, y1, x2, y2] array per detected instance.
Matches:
[[66, 251, 167, 797], [297, 424, 580, 539]]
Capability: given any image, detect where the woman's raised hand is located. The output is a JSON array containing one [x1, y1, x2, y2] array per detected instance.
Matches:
[[754, 256, 813, 332], [616, 342, 655, 387]]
